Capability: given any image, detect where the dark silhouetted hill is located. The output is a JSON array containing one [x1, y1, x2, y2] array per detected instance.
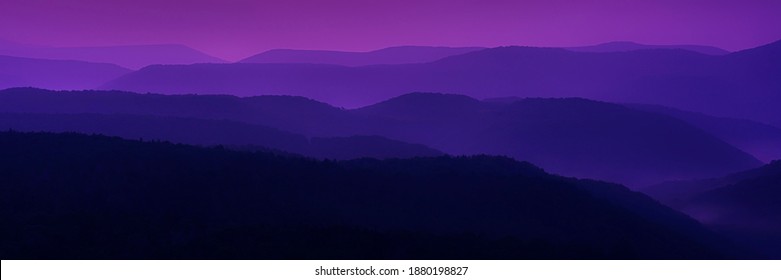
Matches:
[[306, 135, 443, 159], [565, 41, 729, 55], [685, 161, 781, 231], [239, 46, 484, 66], [0, 131, 749, 259], [0, 56, 130, 90], [643, 161, 781, 258]]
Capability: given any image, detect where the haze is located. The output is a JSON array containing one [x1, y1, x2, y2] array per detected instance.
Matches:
[[1, 0, 780, 60]]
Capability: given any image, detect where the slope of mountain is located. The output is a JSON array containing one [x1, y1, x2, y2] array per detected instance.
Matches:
[[353, 92, 485, 121], [565, 41, 730, 55], [0, 88, 761, 187], [307, 135, 443, 159], [0, 40, 226, 69], [720, 39, 781, 106], [0, 87, 365, 137], [103, 40, 781, 125], [239, 46, 484, 66], [0, 55, 131, 90], [643, 161, 781, 258], [628, 104, 781, 162], [0, 112, 442, 160], [354, 93, 762, 187], [684, 161, 781, 231], [643, 161, 781, 208], [0, 131, 747, 259]]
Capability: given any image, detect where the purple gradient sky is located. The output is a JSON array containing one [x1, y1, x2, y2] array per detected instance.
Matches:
[[1, 0, 780, 61]]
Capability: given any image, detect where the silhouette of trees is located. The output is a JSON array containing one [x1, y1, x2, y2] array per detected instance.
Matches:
[[0, 131, 728, 259]]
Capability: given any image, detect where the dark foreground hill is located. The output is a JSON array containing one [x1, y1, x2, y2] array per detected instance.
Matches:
[[0, 132, 748, 259], [564, 41, 730, 55], [685, 161, 781, 232], [643, 161, 781, 258]]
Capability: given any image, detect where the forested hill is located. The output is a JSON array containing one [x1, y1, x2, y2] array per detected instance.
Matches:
[[0, 131, 744, 259]]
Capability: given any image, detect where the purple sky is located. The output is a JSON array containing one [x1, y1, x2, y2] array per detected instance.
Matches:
[[1, 0, 780, 61]]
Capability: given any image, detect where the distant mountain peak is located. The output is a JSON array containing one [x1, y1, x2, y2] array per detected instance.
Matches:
[[239, 46, 485, 66], [385, 92, 480, 103], [0, 41, 226, 69], [566, 41, 730, 55]]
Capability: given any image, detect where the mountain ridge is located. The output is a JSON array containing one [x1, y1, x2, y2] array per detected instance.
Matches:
[[0, 88, 762, 187], [102, 39, 781, 125], [239, 46, 485, 66], [565, 41, 730, 55], [642, 161, 781, 258], [0, 55, 131, 90], [0, 39, 226, 69]]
